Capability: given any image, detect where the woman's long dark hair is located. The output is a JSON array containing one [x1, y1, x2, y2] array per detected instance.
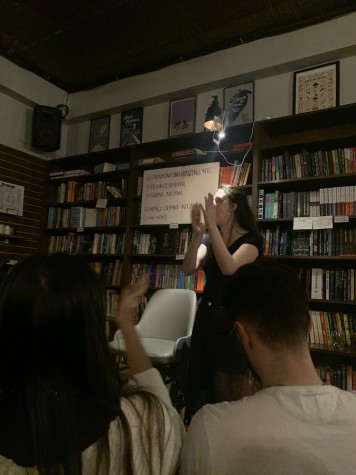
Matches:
[[0, 254, 165, 474], [223, 185, 258, 232]]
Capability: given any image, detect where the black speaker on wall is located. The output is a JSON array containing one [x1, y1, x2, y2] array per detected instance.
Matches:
[[32, 105, 62, 152]]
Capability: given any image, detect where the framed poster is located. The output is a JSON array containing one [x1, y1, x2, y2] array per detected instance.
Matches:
[[169, 97, 196, 136], [293, 62, 339, 114], [88, 116, 110, 152], [120, 107, 143, 146], [195, 90, 223, 132], [224, 82, 254, 127]]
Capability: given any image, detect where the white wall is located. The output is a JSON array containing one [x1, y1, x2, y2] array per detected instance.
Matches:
[[0, 56, 68, 158], [1, 12, 356, 158]]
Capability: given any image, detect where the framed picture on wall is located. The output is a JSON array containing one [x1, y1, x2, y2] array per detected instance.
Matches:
[[293, 61, 339, 114], [120, 107, 143, 146], [196, 91, 223, 133], [169, 97, 196, 136], [88, 116, 110, 152], [224, 82, 254, 127]]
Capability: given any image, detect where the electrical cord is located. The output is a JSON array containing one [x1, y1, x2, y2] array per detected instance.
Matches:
[[215, 119, 255, 167]]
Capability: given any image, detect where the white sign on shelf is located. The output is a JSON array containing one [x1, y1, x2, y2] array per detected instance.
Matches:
[[312, 216, 333, 230], [293, 217, 313, 230], [0, 181, 24, 216], [140, 162, 220, 225]]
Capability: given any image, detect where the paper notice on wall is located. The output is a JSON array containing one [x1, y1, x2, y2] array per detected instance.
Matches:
[[140, 162, 220, 225], [0, 181, 24, 216]]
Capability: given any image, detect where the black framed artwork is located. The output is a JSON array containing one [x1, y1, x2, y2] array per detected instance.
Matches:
[[293, 61, 339, 114], [88, 116, 110, 152], [120, 107, 143, 146], [224, 82, 254, 127], [169, 97, 196, 136]]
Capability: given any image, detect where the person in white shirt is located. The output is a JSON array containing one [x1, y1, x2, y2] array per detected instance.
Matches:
[[180, 260, 356, 475], [0, 254, 185, 475]]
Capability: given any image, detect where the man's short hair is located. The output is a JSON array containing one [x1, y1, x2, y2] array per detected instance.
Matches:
[[224, 260, 310, 349]]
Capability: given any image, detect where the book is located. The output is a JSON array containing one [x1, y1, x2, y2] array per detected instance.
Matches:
[[230, 141, 253, 152], [116, 162, 130, 171], [291, 231, 311, 256], [310, 268, 324, 300], [94, 162, 116, 173], [170, 148, 206, 158], [157, 229, 177, 254], [106, 185, 122, 198], [258, 189, 264, 219], [137, 157, 164, 165], [49, 169, 90, 179]]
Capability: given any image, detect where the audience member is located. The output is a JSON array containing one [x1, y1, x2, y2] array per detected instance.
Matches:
[[0, 254, 184, 475], [180, 261, 356, 474]]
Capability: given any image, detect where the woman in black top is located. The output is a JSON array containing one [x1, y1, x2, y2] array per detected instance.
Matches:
[[183, 186, 263, 415]]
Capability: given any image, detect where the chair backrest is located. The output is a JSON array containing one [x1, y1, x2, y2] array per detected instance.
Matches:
[[136, 288, 197, 341]]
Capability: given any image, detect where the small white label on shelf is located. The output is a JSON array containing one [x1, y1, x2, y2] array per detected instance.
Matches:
[[96, 198, 108, 208], [169, 223, 179, 229], [313, 216, 333, 229], [77, 227, 84, 233], [293, 217, 313, 230], [176, 254, 185, 260], [334, 216, 349, 223]]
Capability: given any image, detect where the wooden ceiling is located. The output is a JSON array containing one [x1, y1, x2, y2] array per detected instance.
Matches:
[[1, 0, 355, 93]]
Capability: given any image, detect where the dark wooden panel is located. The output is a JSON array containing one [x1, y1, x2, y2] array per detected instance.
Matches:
[[0, 144, 48, 264]]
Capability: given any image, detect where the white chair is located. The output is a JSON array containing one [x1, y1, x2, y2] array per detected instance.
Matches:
[[109, 288, 197, 368]]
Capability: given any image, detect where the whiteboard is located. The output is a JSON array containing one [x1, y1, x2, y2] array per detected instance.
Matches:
[[140, 162, 220, 225]]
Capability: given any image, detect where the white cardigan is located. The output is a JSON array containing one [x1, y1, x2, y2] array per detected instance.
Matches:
[[0, 368, 185, 475]]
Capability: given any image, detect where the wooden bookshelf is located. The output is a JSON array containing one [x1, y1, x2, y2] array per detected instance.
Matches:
[[254, 105, 356, 389]]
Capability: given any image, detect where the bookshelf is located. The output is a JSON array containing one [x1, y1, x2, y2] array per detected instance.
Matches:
[[45, 148, 131, 323], [44, 124, 254, 327], [254, 104, 356, 389], [44, 104, 356, 387]]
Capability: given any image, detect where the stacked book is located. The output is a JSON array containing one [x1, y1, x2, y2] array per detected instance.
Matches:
[[170, 148, 207, 159], [49, 169, 90, 179], [94, 162, 116, 173]]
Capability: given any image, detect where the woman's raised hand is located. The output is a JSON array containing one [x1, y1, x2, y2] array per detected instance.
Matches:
[[202, 193, 217, 229], [116, 274, 149, 328], [191, 202, 206, 235]]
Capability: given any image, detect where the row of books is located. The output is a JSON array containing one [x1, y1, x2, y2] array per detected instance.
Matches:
[[261, 227, 356, 257], [261, 147, 356, 181], [49, 178, 128, 203], [131, 227, 192, 256], [91, 232, 126, 255], [219, 162, 251, 187], [234, 362, 356, 393], [258, 186, 356, 219], [299, 267, 356, 302], [130, 263, 205, 291], [47, 206, 127, 229], [48, 232, 125, 255], [90, 259, 123, 286], [315, 364, 356, 391], [310, 311, 356, 349], [105, 288, 146, 322]]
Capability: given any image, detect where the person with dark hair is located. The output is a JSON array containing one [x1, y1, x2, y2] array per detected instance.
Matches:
[[0, 254, 185, 475], [180, 261, 356, 475], [183, 186, 263, 415]]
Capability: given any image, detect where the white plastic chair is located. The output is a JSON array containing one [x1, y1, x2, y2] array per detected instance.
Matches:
[[108, 288, 197, 366]]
